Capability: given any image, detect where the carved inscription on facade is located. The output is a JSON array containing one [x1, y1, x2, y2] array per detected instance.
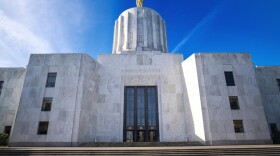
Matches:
[[121, 69, 160, 73]]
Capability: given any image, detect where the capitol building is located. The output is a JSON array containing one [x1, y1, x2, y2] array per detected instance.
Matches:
[[0, 2, 280, 146]]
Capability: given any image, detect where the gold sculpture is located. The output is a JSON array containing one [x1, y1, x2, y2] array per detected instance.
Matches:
[[136, 0, 143, 7]]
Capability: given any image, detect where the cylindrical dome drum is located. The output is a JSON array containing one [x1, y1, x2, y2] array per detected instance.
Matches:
[[112, 7, 168, 54]]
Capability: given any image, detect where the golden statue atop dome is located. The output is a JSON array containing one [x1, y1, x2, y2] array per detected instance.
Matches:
[[136, 0, 143, 7]]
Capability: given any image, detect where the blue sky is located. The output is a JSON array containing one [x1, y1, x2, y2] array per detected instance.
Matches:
[[0, 0, 279, 67]]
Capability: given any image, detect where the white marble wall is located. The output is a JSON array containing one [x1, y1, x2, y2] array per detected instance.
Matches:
[[0, 68, 26, 133], [76, 55, 100, 144], [185, 53, 271, 145], [255, 66, 280, 133], [7, 52, 275, 146], [9, 54, 100, 146], [97, 52, 187, 142], [9, 52, 188, 146]]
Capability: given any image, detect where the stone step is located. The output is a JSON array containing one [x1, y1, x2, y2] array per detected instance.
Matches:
[[80, 142, 203, 147], [1, 146, 280, 156]]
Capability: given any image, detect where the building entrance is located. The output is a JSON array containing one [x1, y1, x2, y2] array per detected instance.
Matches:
[[124, 86, 159, 142]]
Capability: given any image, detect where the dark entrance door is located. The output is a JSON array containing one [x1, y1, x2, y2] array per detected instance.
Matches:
[[124, 86, 159, 142]]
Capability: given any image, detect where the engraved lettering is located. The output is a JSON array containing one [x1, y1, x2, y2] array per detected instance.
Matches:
[[121, 69, 160, 73]]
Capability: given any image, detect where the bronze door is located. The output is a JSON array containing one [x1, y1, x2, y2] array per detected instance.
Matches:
[[124, 86, 159, 142]]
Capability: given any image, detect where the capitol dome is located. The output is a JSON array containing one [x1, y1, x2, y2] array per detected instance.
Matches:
[[112, 7, 168, 54]]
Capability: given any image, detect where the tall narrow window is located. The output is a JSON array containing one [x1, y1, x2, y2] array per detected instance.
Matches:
[[224, 72, 235, 86], [46, 73, 57, 87], [147, 87, 157, 142], [229, 96, 240, 110], [41, 98, 52, 111], [37, 122, 49, 135], [233, 120, 244, 133], [0, 81, 4, 95], [124, 86, 159, 142], [125, 87, 135, 142], [277, 79, 280, 91], [270, 123, 278, 134], [137, 87, 145, 142]]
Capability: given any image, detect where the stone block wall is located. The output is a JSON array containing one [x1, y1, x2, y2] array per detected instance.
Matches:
[[9, 54, 100, 146], [255, 66, 280, 133], [191, 53, 271, 145], [5, 52, 276, 146], [0, 68, 26, 134], [76, 55, 101, 145], [97, 52, 188, 142]]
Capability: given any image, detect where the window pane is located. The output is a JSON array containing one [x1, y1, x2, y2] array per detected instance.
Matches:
[[233, 120, 244, 133], [41, 98, 52, 111], [0, 81, 3, 96], [137, 131, 145, 142], [270, 123, 278, 134], [224, 72, 235, 86], [229, 96, 240, 110], [46, 73, 57, 87], [126, 110, 134, 127], [149, 131, 156, 142], [148, 87, 157, 126], [4, 126, 11, 135], [126, 131, 134, 142], [37, 122, 49, 135], [137, 88, 145, 127], [126, 87, 135, 128]]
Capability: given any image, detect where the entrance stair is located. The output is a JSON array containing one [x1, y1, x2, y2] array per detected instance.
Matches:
[[1, 145, 280, 155]]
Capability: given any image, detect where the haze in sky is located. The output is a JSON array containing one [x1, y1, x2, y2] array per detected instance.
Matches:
[[0, 0, 279, 67]]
